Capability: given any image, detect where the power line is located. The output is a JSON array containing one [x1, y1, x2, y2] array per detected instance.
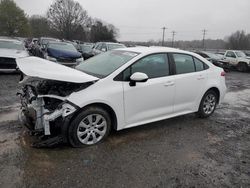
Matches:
[[161, 27, 167, 46], [202, 29, 207, 49], [171, 31, 176, 47]]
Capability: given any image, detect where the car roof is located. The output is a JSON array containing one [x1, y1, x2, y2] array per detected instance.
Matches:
[[116, 46, 192, 55]]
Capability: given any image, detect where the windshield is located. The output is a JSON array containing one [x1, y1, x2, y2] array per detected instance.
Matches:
[[235, 51, 246, 58], [107, 43, 126, 50], [76, 50, 138, 78], [48, 43, 77, 52], [0, 40, 25, 50]]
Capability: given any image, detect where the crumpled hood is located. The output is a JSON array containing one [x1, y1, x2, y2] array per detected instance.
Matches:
[[0, 49, 29, 59], [16, 56, 99, 83], [47, 48, 82, 59]]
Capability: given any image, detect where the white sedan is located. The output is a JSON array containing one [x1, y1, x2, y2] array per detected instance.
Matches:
[[17, 47, 226, 147]]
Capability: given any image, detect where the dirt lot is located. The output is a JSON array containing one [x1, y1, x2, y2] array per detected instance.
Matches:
[[0, 72, 249, 188]]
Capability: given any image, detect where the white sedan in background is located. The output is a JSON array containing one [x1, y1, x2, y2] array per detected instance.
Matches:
[[0, 38, 29, 72], [17, 47, 226, 147]]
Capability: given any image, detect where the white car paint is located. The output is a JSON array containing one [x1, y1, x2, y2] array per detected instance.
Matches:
[[0, 48, 29, 59], [19, 47, 227, 133], [16, 56, 98, 83], [66, 47, 226, 130], [0, 38, 29, 72]]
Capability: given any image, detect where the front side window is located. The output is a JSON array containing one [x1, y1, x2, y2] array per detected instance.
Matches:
[[226, 51, 236, 58], [172, 54, 195, 74], [123, 53, 169, 80]]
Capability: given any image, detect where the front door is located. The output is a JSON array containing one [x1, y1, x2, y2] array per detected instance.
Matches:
[[123, 53, 175, 127]]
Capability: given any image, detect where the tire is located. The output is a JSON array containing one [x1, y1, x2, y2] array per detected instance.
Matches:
[[68, 106, 111, 147], [237, 62, 248, 72], [197, 90, 218, 118]]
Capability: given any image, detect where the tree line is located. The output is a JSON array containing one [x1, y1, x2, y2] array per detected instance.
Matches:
[[0, 0, 118, 42]]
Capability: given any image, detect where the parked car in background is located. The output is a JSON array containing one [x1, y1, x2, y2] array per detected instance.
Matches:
[[222, 50, 250, 72], [17, 47, 226, 147], [36, 37, 60, 57], [44, 41, 83, 67], [194, 51, 229, 71], [92, 42, 126, 56], [77, 43, 94, 60], [0, 38, 29, 72]]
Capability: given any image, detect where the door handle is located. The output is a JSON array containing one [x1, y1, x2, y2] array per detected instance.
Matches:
[[164, 81, 175, 86]]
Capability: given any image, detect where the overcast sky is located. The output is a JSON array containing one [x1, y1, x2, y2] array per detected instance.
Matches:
[[15, 0, 250, 42]]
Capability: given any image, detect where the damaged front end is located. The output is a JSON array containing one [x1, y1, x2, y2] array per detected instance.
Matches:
[[17, 78, 93, 147]]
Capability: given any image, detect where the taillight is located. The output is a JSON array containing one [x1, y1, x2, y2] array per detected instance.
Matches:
[[221, 71, 226, 76]]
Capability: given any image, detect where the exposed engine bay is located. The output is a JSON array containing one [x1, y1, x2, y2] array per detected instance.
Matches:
[[18, 76, 95, 147]]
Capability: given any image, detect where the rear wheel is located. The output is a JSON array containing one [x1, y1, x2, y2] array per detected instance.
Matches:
[[68, 106, 111, 147], [237, 62, 248, 72], [197, 90, 218, 118]]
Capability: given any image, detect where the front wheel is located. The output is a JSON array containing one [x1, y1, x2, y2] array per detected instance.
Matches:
[[68, 106, 111, 147], [197, 90, 218, 118]]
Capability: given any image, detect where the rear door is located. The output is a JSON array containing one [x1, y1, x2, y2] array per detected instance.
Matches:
[[170, 53, 208, 113]]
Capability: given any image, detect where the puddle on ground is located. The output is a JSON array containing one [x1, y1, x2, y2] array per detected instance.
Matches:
[[222, 89, 250, 107]]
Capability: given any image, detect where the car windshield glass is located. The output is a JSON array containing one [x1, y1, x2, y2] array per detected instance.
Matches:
[[235, 51, 246, 57], [48, 43, 77, 52], [80, 45, 93, 52], [76, 50, 139, 78], [0, 41, 24, 50], [107, 44, 126, 50]]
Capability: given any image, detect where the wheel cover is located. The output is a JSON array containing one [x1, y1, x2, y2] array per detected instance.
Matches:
[[77, 114, 107, 145], [203, 94, 216, 115]]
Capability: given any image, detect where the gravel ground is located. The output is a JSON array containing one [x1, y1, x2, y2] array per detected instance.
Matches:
[[0, 71, 249, 188]]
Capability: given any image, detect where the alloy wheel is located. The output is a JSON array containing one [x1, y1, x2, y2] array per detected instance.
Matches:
[[77, 114, 107, 145]]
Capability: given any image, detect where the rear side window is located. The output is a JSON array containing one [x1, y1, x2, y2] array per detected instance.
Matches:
[[194, 58, 205, 71], [172, 54, 195, 74]]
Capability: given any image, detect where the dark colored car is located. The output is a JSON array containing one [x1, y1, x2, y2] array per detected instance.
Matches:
[[77, 43, 94, 60], [44, 41, 83, 67], [195, 51, 230, 71], [34, 37, 60, 57]]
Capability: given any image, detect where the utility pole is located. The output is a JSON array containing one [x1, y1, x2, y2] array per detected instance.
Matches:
[[171, 31, 176, 47], [202, 29, 207, 50], [161, 27, 167, 46]]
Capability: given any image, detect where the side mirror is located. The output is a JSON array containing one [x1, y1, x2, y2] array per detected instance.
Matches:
[[129, 72, 148, 86]]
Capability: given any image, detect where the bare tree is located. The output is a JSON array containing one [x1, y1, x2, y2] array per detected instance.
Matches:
[[47, 0, 90, 39], [226, 30, 250, 50]]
